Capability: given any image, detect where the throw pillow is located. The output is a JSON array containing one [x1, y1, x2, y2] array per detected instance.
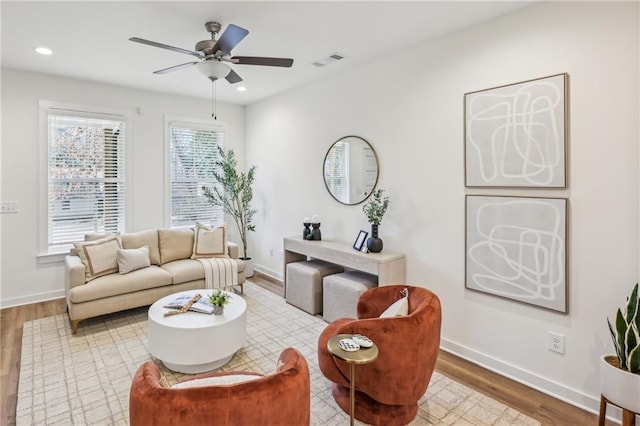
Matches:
[[158, 228, 195, 264], [191, 223, 227, 259], [73, 235, 122, 282], [380, 295, 409, 318], [171, 373, 263, 389], [117, 245, 151, 274], [120, 229, 161, 265]]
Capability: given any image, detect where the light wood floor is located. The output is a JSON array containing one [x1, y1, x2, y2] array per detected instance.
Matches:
[[1, 273, 608, 426]]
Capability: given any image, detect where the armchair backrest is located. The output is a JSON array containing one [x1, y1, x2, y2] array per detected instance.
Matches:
[[129, 348, 310, 426], [333, 285, 442, 405]]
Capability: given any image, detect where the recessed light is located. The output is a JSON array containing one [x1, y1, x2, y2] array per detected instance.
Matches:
[[236, 86, 247, 92], [35, 47, 53, 55]]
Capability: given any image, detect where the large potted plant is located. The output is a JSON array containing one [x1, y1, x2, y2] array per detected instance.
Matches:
[[362, 189, 389, 253], [602, 282, 640, 416], [203, 146, 256, 277]]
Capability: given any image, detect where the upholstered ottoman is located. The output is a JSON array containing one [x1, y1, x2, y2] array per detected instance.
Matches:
[[322, 271, 377, 322], [286, 260, 343, 314]]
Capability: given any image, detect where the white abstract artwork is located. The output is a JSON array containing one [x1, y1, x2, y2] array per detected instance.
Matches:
[[466, 196, 567, 312], [465, 74, 567, 187]]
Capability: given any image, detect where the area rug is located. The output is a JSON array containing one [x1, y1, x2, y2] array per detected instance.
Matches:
[[17, 281, 539, 425]]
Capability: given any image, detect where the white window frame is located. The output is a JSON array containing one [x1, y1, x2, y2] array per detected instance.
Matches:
[[164, 116, 226, 229], [38, 101, 132, 260]]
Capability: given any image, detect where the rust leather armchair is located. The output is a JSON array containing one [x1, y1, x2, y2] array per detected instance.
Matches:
[[130, 347, 310, 426], [318, 285, 442, 426]]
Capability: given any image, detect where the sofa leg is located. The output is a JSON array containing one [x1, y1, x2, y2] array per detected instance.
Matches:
[[240, 283, 244, 294], [70, 319, 81, 335]]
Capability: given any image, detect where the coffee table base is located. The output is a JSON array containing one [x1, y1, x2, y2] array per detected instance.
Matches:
[[162, 354, 234, 374]]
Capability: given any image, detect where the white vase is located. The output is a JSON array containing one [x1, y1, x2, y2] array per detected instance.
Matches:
[[600, 354, 640, 413]]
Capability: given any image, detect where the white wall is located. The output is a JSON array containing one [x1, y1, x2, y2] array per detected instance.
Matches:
[[0, 70, 244, 306], [245, 1, 639, 415]]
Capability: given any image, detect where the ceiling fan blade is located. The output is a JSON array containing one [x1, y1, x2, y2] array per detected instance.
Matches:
[[153, 61, 199, 74], [214, 24, 249, 56], [231, 56, 293, 67], [129, 37, 203, 58], [225, 69, 243, 84]]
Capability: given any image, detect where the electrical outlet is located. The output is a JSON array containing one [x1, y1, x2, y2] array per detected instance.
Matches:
[[269, 248, 275, 257], [548, 331, 565, 354], [1, 202, 18, 214]]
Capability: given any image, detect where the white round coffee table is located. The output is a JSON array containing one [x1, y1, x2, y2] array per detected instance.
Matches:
[[148, 289, 247, 374]]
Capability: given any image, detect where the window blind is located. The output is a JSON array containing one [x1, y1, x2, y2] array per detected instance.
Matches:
[[47, 113, 126, 247], [169, 124, 224, 228]]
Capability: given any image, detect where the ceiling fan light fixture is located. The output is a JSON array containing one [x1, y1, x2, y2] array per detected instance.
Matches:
[[236, 86, 247, 92], [196, 60, 231, 80]]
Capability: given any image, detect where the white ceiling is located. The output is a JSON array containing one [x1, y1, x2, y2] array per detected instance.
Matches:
[[1, 1, 533, 106]]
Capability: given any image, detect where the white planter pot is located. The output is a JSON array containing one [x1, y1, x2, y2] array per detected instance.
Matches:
[[600, 354, 640, 413], [243, 258, 254, 278]]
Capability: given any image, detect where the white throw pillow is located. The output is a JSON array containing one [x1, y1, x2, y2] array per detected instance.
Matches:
[[117, 245, 151, 274], [191, 223, 227, 259], [73, 235, 122, 282], [380, 296, 409, 318], [172, 374, 262, 389]]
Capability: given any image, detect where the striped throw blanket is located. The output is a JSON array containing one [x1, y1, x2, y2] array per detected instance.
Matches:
[[197, 257, 238, 290]]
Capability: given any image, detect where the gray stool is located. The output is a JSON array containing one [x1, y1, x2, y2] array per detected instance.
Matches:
[[286, 260, 343, 314], [322, 271, 378, 322]]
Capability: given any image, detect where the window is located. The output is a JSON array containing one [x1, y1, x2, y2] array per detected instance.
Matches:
[[167, 120, 224, 228], [324, 141, 349, 202], [40, 103, 128, 253]]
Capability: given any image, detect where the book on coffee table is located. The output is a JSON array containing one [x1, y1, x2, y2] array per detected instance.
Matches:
[[164, 294, 215, 315]]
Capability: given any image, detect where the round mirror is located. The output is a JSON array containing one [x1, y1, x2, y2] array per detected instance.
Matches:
[[323, 136, 379, 205]]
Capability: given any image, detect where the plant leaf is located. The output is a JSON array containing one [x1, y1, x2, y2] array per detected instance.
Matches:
[[627, 342, 640, 374], [615, 308, 628, 368], [608, 317, 624, 361], [626, 283, 639, 324]]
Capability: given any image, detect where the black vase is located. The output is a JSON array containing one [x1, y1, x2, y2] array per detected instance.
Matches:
[[367, 224, 383, 253]]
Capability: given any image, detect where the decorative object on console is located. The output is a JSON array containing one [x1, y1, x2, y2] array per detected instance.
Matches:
[[464, 73, 568, 188], [362, 189, 389, 253], [303, 217, 312, 239], [600, 283, 640, 425], [323, 135, 379, 205], [311, 214, 322, 240], [202, 146, 256, 277], [353, 230, 368, 251], [465, 195, 567, 312], [209, 289, 232, 315]]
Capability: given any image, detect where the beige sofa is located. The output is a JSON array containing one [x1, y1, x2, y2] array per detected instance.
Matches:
[[65, 227, 246, 334]]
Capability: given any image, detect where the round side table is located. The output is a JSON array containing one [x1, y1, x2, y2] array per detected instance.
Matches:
[[327, 334, 379, 426]]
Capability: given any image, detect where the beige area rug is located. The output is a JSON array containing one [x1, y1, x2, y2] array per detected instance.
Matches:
[[17, 281, 540, 425]]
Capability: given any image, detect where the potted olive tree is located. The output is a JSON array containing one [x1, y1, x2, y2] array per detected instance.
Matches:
[[601, 283, 640, 416], [362, 189, 389, 253], [203, 146, 256, 277]]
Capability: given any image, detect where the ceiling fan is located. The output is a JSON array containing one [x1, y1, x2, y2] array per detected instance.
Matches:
[[130, 21, 294, 84]]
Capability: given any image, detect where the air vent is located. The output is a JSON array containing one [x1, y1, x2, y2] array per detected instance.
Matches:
[[311, 52, 345, 67]]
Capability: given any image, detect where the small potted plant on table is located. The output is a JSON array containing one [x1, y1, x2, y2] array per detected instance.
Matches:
[[208, 290, 232, 315], [362, 189, 389, 253]]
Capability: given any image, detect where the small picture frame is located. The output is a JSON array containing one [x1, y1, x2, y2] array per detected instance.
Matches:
[[353, 230, 368, 251]]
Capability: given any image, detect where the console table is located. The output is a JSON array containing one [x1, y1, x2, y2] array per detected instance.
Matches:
[[283, 237, 405, 296]]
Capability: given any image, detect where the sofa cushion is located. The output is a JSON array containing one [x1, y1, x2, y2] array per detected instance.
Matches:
[[117, 246, 151, 274], [158, 228, 194, 264], [73, 235, 122, 282], [69, 265, 172, 303], [161, 259, 205, 285], [191, 223, 227, 259], [121, 229, 161, 265]]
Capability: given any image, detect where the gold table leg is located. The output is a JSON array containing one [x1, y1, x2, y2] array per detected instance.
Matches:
[[350, 362, 355, 426]]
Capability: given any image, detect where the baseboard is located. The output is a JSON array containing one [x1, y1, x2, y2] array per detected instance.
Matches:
[[439, 338, 618, 420], [253, 264, 283, 282], [0, 290, 65, 309]]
